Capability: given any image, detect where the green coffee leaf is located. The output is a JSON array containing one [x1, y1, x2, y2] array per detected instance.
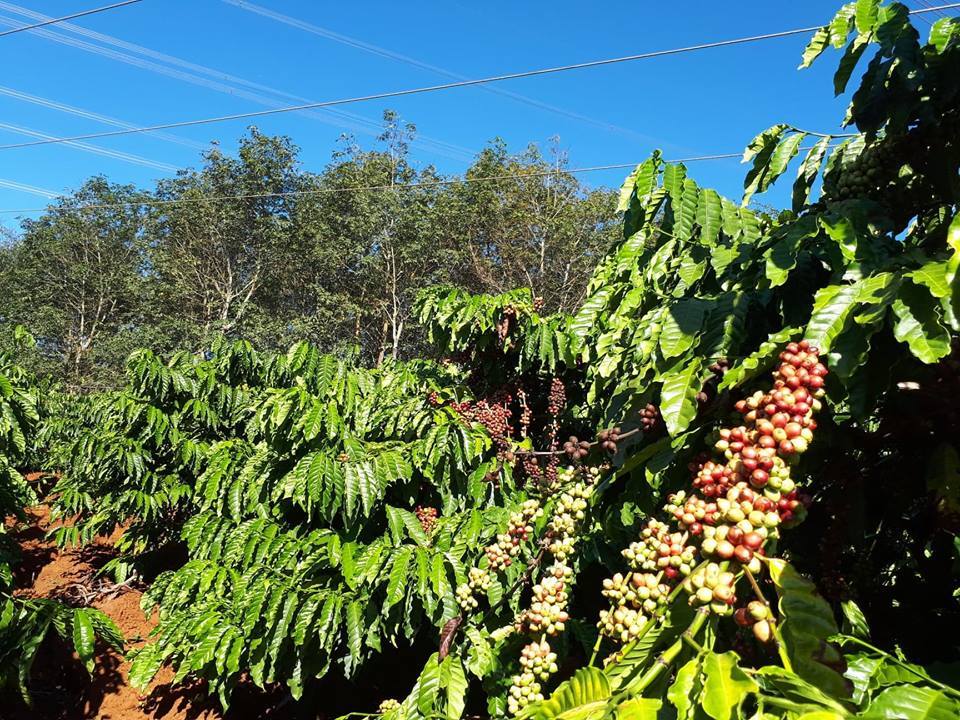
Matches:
[[701, 651, 757, 720]]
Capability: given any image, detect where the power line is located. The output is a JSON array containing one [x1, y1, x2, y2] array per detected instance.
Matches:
[[0, 152, 754, 215], [221, 0, 662, 145], [0, 84, 207, 150], [0, 178, 60, 198], [0, 122, 179, 171], [2, 3, 958, 152], [0, 0, 142, 38], [914, 0, 950, 18], [0, 2, 476, 163]]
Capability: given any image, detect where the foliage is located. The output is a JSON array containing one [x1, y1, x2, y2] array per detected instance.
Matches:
[[0, 119, 618, 386], [8, 1, 960, 716], [0, 327, 123, 703]]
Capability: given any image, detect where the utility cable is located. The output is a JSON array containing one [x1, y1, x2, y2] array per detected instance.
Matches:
[[1, 3, 957, 151], [0, 0, 142, 38]]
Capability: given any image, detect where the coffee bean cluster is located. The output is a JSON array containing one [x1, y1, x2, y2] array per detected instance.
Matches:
[[547, 377, 566, 416], [596, 341, 828, 657], [734, 599, 775, 643], [598, 572, 671, 643], [378, 698, 401, 714], [639, 403, 662, 433], [622, 519, 696, 579], [597, 427, 622, 454], [507, 638, 556, 715], [482, 499, 543, 571], [415, 505, 438, 534], [562, 435, 591, 461], [684, 562, 737, 615]]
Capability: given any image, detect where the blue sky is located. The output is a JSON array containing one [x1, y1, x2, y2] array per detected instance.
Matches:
[[0, 1, 951, 230]]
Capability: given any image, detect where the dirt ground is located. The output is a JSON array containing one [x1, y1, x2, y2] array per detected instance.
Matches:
[[4, 495, 287, 720]]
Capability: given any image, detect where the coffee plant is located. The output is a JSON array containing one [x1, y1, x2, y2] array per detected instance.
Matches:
[[364, 4, 960, 719], [0, 328, 123, 702], [8, 1, 959, 717], [45, 339, 266, 579]]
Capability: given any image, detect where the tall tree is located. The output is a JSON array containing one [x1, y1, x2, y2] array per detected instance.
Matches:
[[445, 140, 619, 313], [146, 129, 307, 350], [301, 111, 457, 363], [0, 178, 148, 384]]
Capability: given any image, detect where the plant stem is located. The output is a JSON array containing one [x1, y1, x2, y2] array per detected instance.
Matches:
[[513, 427, 642, 457], [589, 633, 604, 666], [743, 566, 772, 614], [621, 609, 710, 696], [680, 627, 706, 654], [788, 125, 858, 139]]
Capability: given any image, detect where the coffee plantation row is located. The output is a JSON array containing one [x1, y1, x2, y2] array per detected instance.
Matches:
[[3, 2, 960, 717]]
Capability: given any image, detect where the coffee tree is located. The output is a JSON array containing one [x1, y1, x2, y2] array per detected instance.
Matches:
[[19, 1, 960, 717], [375, 3, 960, 718], [0, 328, 123, 702]]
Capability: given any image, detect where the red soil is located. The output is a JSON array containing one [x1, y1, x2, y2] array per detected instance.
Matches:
[[4, 502, 285, 720]]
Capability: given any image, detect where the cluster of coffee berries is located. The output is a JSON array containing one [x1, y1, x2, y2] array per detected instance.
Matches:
[[562, 435, 591, 460], [378, 699, 401, 714], [684, 563, 737, 615], [455, 582, 479, 610], [415, 505, 438, 534], [521, 574, 570, 635], [453, 398, 513, 450], [547, 378, 566, 416], [622, 519, 696, 579], [427, 390, 441, 407], [697, 359, 730, 406], [456, 566, 493, 611], [596, 341, 828, 654], [597, 427, 622, 454], [821, 137, 938, 214], [507, 639, 556, 715], [698, 487, 775, 571], [547, 472, 596, 560], [692, 457, 736, 498], [664, 492, 718, 536], [602, 572, 672, 615], [639, 403, 662, 433], [505, 467, 597, 714], [484, 500, 543, 570], [598, 572, 670, 643], [709, 359, 729, 377], [734, 599, 776, 643]]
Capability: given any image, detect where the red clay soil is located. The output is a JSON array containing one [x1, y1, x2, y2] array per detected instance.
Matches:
[[4, 500, 286, 720]]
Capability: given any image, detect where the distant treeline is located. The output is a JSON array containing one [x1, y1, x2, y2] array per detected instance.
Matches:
[[0, 112, 618, 387]]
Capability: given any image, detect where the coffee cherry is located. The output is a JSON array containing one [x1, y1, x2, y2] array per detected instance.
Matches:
[[748, 600, 770, 621], [379, 699, 402, 714], [415, 505, 438, 534], [752, 619, 774, 643]]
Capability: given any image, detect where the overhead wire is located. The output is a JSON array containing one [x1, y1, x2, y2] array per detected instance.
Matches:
[[221, 0, 667, 146], [914, 0, 950, 18], [0, 85, 207, 150], [1, 2, 957, 152], [0, 0, 142, 37], [0, 2, 476, 163], [0, 178, 61, 198], [0, 122, 179, 172]]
